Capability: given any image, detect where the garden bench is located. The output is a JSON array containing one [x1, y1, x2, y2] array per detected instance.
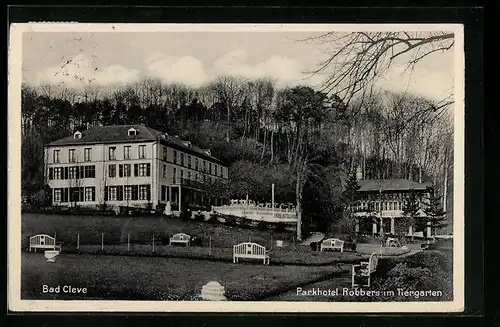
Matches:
[[29, 234, 62, 252], [352, 252, 379, 288], [233, 242, 270, 265], [320, 238, 345, 252], [169, 233, 191, 246]]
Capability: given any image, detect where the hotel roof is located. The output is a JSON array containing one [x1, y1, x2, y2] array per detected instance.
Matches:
[[46, 125, 225, 164], [357, 179, 432, 192]]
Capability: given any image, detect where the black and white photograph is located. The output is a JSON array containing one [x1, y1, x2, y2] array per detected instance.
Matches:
[[8, 23, 464, 312]]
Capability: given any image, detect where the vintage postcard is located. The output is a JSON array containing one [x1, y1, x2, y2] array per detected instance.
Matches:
[[8, 23, 464, 312]]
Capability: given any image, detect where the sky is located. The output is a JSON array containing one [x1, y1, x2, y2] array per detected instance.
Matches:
[[21, 30, 455, 102]]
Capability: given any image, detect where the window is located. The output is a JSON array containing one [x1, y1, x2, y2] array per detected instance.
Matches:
[[139, 145, 146, 159], [131, 185, 139, 200], [62, 188, 69, 203], [173, 168, 177, 183], [138, 163, 151, 177], [123, 164, 131, 177], [139, 185, 151, 200], [109, 164, 117, 178], [188, 155, 191, 168], [124, 146, 131, 159], [173, 150, 178, 164], [84, 165, 95, 178], [220, 166, 223, 177], [119, 164, 124, 177], [53, 150, 60, 163], [181, 170, 184, 180], [163, 164, 167, 178], [124, 186, 132, 200], [53, 189, 62, 202], [161, 185, 167, 201], [84, 148, 92, 161], [49, 168, 54, 180], [180, 153, 184, 166], [163, 146, 168, 161], [69, 166, 77, 179], [195, 158, 199, 170], [109, 147, 116, 160], [108, 186, 118, 201], [128, 128, 137, 136], [70, 187, 84, 203], [69, 149, 76, 162], [209, 162, 212, 174], [187, 172, 191, 180], [85, 187, 95, 202], [54, 167, 62, 179], [214, 164, 218, 176], [117, 186, 124, 201]]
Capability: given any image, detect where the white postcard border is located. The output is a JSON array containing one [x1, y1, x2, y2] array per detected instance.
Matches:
[[8, 23, 465, 313]]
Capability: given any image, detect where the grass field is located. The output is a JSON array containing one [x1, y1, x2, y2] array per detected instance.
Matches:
[[21, 252, 347, 301], [64, 244, 368, 265], [21, 213, 294, 249]]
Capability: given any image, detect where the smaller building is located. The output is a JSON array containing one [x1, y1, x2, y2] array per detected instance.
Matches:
[[352, 169, 434, 237]]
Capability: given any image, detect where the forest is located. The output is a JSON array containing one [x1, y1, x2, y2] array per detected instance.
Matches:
[[21, 73, 454, 237]]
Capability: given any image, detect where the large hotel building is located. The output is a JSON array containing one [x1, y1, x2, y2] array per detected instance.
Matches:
[[44, 125, 229, 212]]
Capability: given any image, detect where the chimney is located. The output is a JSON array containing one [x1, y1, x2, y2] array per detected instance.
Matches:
[[356, 167, 363, 181]]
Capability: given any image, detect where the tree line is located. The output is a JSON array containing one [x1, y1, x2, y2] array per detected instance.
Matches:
[[21, 74, 453, 238]]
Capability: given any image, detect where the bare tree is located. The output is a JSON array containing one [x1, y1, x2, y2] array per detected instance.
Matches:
[[302, 31, 454, 106]]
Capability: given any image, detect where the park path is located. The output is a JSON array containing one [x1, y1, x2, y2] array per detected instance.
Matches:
[[299, 233, 325, 246], [264, 247, 424, 301]]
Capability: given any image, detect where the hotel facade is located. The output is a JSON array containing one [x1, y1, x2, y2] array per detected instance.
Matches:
[[352, 169, 435, 237], [44, 125, 229, 212]]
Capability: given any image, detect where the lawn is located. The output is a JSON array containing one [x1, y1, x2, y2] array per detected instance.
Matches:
[[21, 213, 294, 249], [21, 252, 347, 301], [64, 244, 368, 266]]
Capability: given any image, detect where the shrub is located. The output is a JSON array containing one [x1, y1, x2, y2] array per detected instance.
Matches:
[[191, 236, 203, 246], [156, 204, 166, 213], [180, 211, 192, 221], [207, 214, 219, 224], [274, 223, 286, 233], [371, 251, 453, 301], [194, 213, 206, 222], [238, 218, 250, 228], [97, 203, 109, 212], [257, 222, 269, 231], [224, 216, 236, 226]]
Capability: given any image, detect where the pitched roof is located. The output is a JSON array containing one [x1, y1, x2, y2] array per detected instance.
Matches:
[[357, 179, 432, 192], [46, 125, 224, 164]]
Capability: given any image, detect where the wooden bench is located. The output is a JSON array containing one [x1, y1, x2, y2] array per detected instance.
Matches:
[[320, 238, 344, 252], [233, 242, 270, 265], [169, 233, 191, 246], [352, 252, 379, 288], [29, 234, 62, 252]]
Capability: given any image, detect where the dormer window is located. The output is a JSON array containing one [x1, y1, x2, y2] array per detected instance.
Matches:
[[182, 141, 192, 149], [128, 128, 138, 136], [74, 131, 82, 139], [204, 149, 211, 156]]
